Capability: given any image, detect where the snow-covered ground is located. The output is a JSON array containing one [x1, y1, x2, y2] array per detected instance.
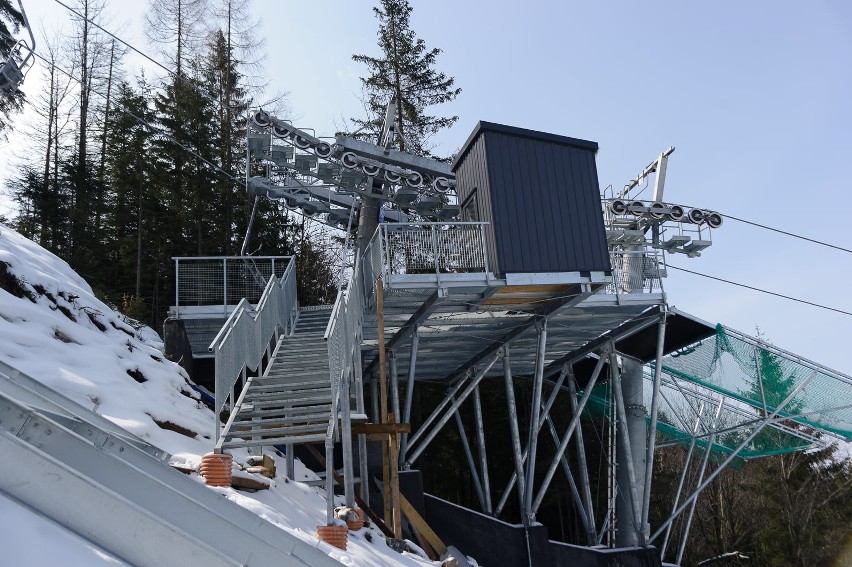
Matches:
[[0, 222, 441, 567]]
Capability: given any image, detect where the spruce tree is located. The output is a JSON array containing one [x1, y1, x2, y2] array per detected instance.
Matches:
[[352, 0, 461, 157]]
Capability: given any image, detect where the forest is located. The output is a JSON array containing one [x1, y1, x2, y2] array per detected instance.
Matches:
[[0, 1, 849, 565], [0, 0, 338, 325]]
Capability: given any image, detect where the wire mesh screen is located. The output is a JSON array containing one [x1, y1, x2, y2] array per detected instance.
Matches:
[[644, 372, 819, 459], [658, 325, 852, 441], [602, 249, 665, 294], [575, 322, 851, 459], [381, 223, 487, 276], [175, 256, 291, 310]]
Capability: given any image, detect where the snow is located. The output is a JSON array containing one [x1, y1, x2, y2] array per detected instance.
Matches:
[[0, 222, 443, 566]]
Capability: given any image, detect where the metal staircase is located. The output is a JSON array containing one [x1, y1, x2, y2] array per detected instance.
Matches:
[[216, 306, 334, 451]]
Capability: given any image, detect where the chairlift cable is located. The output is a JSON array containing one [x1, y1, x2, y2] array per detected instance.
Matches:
[[668, 264, 852, 317], [721, 213, 852, 255]]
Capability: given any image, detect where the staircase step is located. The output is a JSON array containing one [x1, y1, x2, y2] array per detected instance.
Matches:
[[262, 371, 330, 382], [238, 403, 332, 418], [270, 353, 329, 361], [246, 397, 334, 409], [250, 380, 330, 392], [233, 413, 332, 428], [221, 432, 327, 449], [245, 390, 332, 404], [225, 423, 327, 440]]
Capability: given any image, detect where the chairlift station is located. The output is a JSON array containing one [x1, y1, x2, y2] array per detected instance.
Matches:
[[2, 18, 849, 557], [157, 102, 852, 566]]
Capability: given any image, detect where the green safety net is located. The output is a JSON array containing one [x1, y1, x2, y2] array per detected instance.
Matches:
[[578, 324, 852, 460]]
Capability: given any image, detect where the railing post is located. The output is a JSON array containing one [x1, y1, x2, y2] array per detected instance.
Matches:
[[382, 225, 390, 282], [174, 259, 180, 318], [223, 258, 228, 316], [480, 224, 489, 274], [431, 225, 440, 278]]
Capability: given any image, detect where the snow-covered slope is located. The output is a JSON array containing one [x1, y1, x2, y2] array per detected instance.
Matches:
[[0, 223, 439, 567]]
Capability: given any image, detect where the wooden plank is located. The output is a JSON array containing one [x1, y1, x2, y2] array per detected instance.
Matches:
[[388, 413, 401, 539], [399, 493, 447, 557], [351, 422, 411, 435], [230, 475, 270, 491], [493, 284, 572, 294], [409, 522, 437, 560]]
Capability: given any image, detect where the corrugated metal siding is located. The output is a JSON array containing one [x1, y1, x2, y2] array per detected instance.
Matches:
[[454, 134, 499, 273], [454, 122, 610, 276]]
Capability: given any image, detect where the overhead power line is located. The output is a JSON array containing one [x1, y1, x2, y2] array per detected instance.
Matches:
[[668, 264, 852, 317]]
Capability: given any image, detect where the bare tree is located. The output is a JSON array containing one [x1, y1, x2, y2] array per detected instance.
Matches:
[[145, 0, 208, 78]]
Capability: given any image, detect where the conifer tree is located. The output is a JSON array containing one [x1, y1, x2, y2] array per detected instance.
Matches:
[[352, 0, 461, 157], [0, 0, 26, 138]]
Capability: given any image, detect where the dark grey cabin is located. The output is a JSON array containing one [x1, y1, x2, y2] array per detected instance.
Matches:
[[452, 121, 611, 278]]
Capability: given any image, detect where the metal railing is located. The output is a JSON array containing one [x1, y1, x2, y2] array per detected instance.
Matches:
[[602, 249, 666, 294], [359, 222, 489, 307], [321, 251, 366, 523], [209, 257, 298, 445], [172, 256, 290, 317], [364, 222, 489, 284]]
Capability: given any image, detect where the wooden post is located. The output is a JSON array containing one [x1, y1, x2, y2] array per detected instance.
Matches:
[[388, 413, 401, 539]]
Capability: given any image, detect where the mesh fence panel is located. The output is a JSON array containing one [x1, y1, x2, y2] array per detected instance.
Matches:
[[381, 223, 488, 276], [658, 325, 852, 440], [176, 257, 290, 309], [575, 323, 851, 459]]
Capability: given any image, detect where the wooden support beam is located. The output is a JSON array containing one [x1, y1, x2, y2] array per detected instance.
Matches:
[[388, 413, 401, 539], [399, 493, 447, 558], [351, 423, 411, 436]]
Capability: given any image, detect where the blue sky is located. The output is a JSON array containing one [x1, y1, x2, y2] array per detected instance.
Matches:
[[2, 0, 851, 373]]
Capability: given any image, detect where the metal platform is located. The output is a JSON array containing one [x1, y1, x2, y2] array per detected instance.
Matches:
[[356, 223, 665, 385]]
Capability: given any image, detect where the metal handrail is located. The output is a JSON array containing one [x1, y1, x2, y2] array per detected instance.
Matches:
[[209, 257, 298, 445], [321, 252, 365, 523]]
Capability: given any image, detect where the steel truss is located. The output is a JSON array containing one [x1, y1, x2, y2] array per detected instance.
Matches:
[[398, 307, 672, 546]]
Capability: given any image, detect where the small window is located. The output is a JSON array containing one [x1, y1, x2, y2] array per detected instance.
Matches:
[[461, 188, 479, 222]]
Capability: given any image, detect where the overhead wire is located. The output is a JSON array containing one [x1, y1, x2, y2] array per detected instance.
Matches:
[[667, 264, 852, 317], [11, 40, 244, 186], [722, 213, 852, 255]]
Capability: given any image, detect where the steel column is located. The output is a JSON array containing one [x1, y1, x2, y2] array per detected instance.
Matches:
[[650, 371, 816, 543], [341, 373, 355, 508], [405, 351, 502, 466], [370, 377, 379, 424], [453, 400, 487, 512], [567, 371, 597, 545], [660, 403, 704, 559], [495, 360, 592, 517], [502, 348, 527, 513], [523, 319, 548, 522], [473, 384, 492, 514], [353, 335, 369, 505], [612, 351, 643, 546], [676, 399, 723, 565], [641, 312, 667, 537], [400, 331, 419, 467], [531, 356, 605, 514], [543, 414, 593, 536]]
